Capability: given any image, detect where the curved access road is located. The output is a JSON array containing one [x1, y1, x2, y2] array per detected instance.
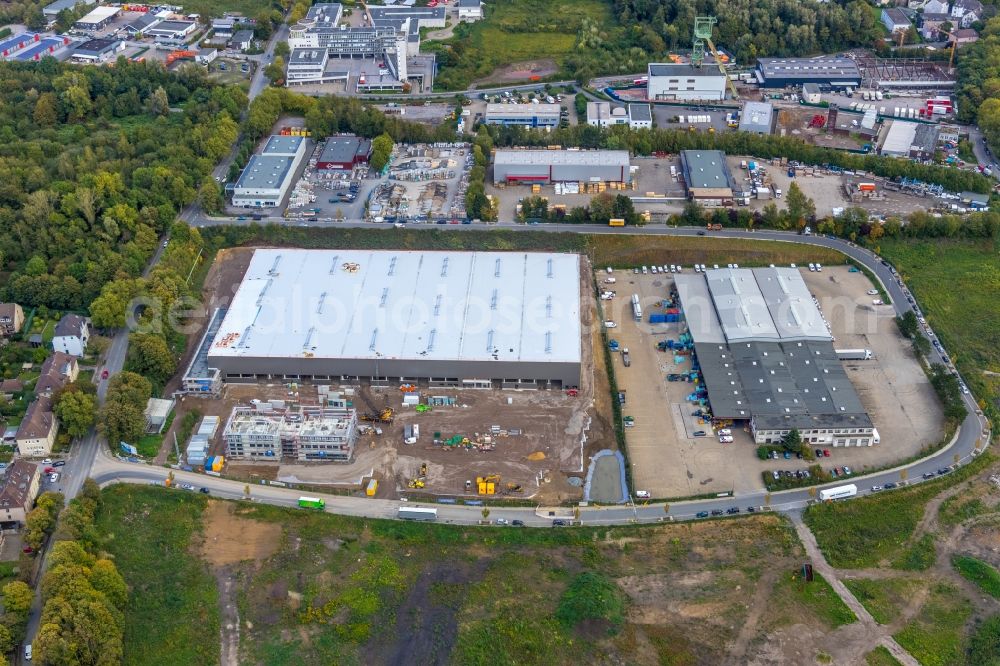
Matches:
[[85, 223, 990, 526]]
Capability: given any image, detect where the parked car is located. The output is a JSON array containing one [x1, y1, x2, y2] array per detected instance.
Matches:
[[746, 506, 757, 513], [823, 449, 831, 457], [635, 490, 651, 499], [883, 482, 897, 489], [696, 511, 709, 518], [871, 485, 882, 492], [552, 519, 567, 526], [41, 458, 52, 465], [726, 507, 740, 514], [783, 451, 791, 459], [199, 487, 210, 494], [101, 369, 109, 380], [52, 460, 65, 467], [922, 472, 935, 479], [604, 321, 617, 328], [710, 509, 724, 516], [815, 448, 823, 458], [842, 466, 852, 475], [937, 467, 951, 475], [495, 518, 509, 525], [512, 520, 525, 526]]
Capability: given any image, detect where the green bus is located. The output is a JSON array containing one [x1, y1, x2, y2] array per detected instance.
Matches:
[[298, 496, 325, 510]]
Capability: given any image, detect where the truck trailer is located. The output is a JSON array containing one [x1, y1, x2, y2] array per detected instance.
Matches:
[[398, 506, 438, 521], [836, 348, 873, 361], [298, 496, 325, 510], [819, 484, 857, 501]]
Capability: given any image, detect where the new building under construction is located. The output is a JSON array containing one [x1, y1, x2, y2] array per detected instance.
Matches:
[[223, 402, 359, 462], [206, 249, 583, 388]]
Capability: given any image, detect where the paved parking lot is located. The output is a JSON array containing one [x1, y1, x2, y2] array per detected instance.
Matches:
[[602, 270, 762, 499], [602, 264, 945, 499]]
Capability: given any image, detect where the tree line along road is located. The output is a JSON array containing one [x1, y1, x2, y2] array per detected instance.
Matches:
[[80, 224, 989, 527]]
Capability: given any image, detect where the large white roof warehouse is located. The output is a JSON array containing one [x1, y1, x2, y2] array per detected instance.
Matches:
[[207, 249, 582, 387]]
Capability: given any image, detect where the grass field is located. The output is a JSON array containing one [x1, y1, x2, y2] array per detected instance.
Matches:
[[803, 454, 994, 568], [893, 582, 972, 666], [939, 495, 990, 526], [424, 0, 616, 89], [767, 570, 856, 630], [843, 577, 924, 625], [94, 486, 220, 666], [967, 614, 1000, 666], [92, 485, 809, 665], [952, 555, 1000, 599], [865, 645, 903, 666], [878, 239, 1000, 418], [891, 533, 938, 572], [218, 225, 847, 271]]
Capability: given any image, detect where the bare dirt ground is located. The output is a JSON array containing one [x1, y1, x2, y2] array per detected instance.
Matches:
[[472, 59, 558, 87], [199, 501, 282, 567], [171, 251, 612, 504], [197, 501, 283, 666]]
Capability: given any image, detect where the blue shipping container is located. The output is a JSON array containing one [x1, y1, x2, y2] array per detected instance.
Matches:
[[649, 314, 668, 323]]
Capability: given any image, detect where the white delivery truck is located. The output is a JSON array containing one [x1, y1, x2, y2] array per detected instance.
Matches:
[[836, 348, 873, 360], [819, 484, 858, 501], [398, 506, 438, 521]]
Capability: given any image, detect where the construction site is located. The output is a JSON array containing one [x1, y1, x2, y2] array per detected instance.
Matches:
[[166, 246, 612, 504]]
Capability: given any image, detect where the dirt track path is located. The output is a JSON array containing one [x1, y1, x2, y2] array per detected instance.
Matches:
[[791, 513, 920, 666], [726, 568, 779, 665], [218, 567, 241, 666]]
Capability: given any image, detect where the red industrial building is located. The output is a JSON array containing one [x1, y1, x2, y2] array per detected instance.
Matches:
[[316, 136, 372, 171]]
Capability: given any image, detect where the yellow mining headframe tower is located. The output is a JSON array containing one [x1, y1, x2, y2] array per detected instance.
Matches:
[[692, 16, 738, 100]]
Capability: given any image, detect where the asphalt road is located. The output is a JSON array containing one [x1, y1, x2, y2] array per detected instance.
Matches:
[[19, 221, 989, 655], [89, 223, 989, 524]]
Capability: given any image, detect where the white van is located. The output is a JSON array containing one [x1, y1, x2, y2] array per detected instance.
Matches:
[[641, 266, 648, 274], [25, 644, 32, 661], [635, 490, 650, 499]]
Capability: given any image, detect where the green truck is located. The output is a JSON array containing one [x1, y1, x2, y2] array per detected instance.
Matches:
[[298, 496, 325, 510]]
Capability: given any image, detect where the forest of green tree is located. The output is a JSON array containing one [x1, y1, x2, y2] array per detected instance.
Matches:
[[0, 59, 241, 313], [606, 0, 881, 69]]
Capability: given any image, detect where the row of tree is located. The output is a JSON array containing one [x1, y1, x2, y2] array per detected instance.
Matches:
[[481, 122, 994, 194], [99, 372, 152, 451], [34, 480, 128, 664], [519, 192, 640, 225], [465, 130, 497, 221]]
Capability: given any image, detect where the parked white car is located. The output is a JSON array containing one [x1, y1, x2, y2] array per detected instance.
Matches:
[[604, 321, 617, 328]]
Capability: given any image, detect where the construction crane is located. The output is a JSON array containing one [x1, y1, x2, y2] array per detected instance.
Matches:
[[692, 16, 738, 100]]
